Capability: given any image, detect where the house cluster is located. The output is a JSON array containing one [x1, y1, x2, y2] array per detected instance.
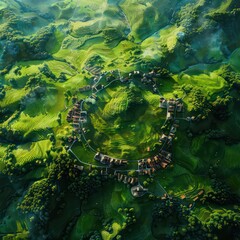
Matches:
[[79, 85, 91, 92], [85, 64, 102, 75], [114, 171, 138, 185], [193, 189, 205, 202], [160, 121, 179, 141], [94, 152, 128, 167], [159, 133, 174, 147], [67, 101, 87, 132], [137, 122, 180, 175], [125, 70, 160, 93], [160, 97, 184, 120], [66, 68, 188, 198], [105, 70, 120, 82], [138, 149, 172, 175], [67, 136, 78, 143], [128, 69, 161, 81]]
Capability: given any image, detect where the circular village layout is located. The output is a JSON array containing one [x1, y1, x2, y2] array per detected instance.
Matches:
[[66, 69, 188, 198]]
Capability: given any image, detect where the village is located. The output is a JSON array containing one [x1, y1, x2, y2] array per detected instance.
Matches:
[[94, 152, 128, 167], [66, 68, 193, 200]]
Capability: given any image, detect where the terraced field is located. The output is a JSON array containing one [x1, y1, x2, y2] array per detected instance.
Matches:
[[0, 0, 240, 239]]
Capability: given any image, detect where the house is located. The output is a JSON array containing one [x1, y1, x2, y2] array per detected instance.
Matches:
[[94, 153, 128, 166], [122, 160, 128, 165], [94, 152, 102, 161], [148, 70, 155, 77], [161, 150, 172, 158], [80, 111, 87, 117], [123, 175, 128, 184], [131, 184, 148, 197], [151, 168, 156, 173], [160, 162, 168, 169], [193, 196, 199, 202], [118, 174, 124, 181], [167, 112, 173, 120], [170, 126, 177, 134], [197, 190, 205, 196], [176, 103, 183, 112], [74, 165, 84, 171], [72, 116, 80, 121], [167, 136, 173, 145], [79, 85, 91, 92], [160, 134, 168, 143], [180, 194, 186, 200], [168, 105, 175, 112], [160, 98, 167, 108], [133, 70, 141, 76]]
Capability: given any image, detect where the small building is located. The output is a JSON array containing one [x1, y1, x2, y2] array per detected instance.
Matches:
[[123, 175, 128, 184], [168, 105, 175, 112], [118, 174, 124, 181], [160, 134, 168, 143], [94, 152, 102, 161], [197, 189, 205, 196], [176, 103, 183, 112], [193, 196, 199, 202], [170, 126, 177, 134], [160, 98, 167, 108], [131, 184, 148, 198], [167, 112, 173, 120], [180, 194, 186, 200], [79, 85, 91, 92]]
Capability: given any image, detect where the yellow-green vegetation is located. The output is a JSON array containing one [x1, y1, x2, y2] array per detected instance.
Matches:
[[142, 25, 183, 59], [0, 1, 7, 10], [1, 0, 240, 239], [11, 113, 57, 138], [101, 222, 122, 240], [13, 140, 51, 166], [177, 72, 226, 93], [85, 83, 166, 159], [0, 88, 28, 109], [120, 0, 178, 42]]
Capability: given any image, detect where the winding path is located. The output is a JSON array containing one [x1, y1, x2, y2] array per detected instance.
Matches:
[[68, 69, 189, 198]]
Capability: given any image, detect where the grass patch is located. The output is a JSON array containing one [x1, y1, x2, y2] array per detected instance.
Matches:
[[85, 82, 166, 159], [13, 140, 51, 166]]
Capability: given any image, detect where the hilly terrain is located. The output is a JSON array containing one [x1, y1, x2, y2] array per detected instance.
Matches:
[[0, 0, 240, 239]]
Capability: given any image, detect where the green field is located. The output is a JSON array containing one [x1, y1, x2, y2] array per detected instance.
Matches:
[[1, 0, 240, 239], [13, 140, 51, 166], [84, 82, 166, 159]]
